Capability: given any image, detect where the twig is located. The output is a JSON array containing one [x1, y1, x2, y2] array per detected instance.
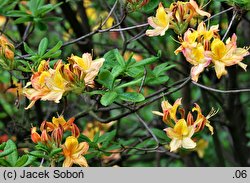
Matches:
[[101, 0, 119, 27], [192, 81, 250, 93], [109, 23, 149, 32], [135, 112, 159, 144], [204, 7, 234, 22], [222, 10, 237, 41]]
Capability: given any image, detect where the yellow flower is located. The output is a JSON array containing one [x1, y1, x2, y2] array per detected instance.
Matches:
[[146, 2, 170, 37], [192, 104, 214, 135], [42, 116, 80, 138], [152, 98, 182, 126], [68, 53, 105, 87], [164, 119, 196, 152], [0, 16, 6, 27], [207, 34, 249, 79], [82, 121, 115, 141], [188, 0, 211, 18], [62, 136, 89, 167], [175, 22, 220, 82], [193, 139, 208, 158], [23, 61, 68, 109]]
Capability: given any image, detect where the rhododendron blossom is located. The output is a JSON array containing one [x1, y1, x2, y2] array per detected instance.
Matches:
[[146, 2, 170, 36], [23, 53, 104, 109], [62, 136, 89, 167], [153, 98, 216, 152]]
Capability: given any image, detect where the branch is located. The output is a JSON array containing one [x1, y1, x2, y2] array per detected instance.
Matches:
[[192, 81, 250, 93]]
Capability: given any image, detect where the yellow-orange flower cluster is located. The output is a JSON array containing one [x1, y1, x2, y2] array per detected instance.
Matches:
[[175, 22, 249, 81], [62, 136, 89, 167], [146, 0, 210, 36], [153, 98, 216, 152], [0, 35, 15, 69], [31, 116, 80, 147], [23, 53, 104, 109]]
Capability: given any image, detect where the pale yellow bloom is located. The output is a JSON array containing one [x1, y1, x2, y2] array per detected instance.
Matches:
[[164, 119, 196, 152], [193, 139, 208, 158], [207, 34, 249, 79], [146, 3, 170, 36], [175, 22, 220, 81], [152, 98, 182, 126], [23, 61, 68, 109], [68, 53, 105, 87], [62, 136, 89, 167]]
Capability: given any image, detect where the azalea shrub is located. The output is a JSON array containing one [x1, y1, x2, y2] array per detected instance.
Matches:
[[0, 0, 250, 167]]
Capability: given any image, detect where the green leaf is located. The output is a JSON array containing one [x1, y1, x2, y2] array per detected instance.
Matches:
[[5, 140, 18, 166], [116, 78, 142, 89], [14, 16, 33, 24], [153, 63, 175, 76], [132, 56, 158, 67], [43, 41, 62, 57], [42, 50, 61, 59], [24, 43, 35, 55], [97, 130, 116, 144], [7, 10, 29, 17], [100, 91, 118, 106], [0, 140, 15, 158], [22, 155, 37, 167], [93, 131, 100, 143], [15, 155, 29, 167], [29, 0, 43, 15], [103, 49, 125, 68], [97, 70, 114, 90], [49, 148, 62, 157], [118, 92, 145, 102], [147, 75, 169, 85], [85, 152, 99, 160], [78, 134, 92, 143], [111, 65, 124, 78], [0, 142, 6, 150], [0, 158, 11, 167], [151, 128, 169, 141], [38, 37, 48, 56], [29, 151, 47, 158], [126, 67, 144, 78], [114, 49, 126, 67]]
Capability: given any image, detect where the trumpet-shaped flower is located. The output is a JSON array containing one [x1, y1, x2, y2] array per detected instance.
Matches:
[[67, 53, 105, 87], [23, 53, 104, 109], [62, 136, 89, 167], [188, 0, 211, 18], [42, 116, 80, 138], [153, 98, 216, 152], [206, 34, 249, 79], [193, 139, 208, 158], [164, 119, 196, 152], [152, 98, 182, 126], [175, 22, 220, 81], [146, 3, 170, 37], [23, 61, 68, 109]]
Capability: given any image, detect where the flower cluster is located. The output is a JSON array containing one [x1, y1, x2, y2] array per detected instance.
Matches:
[[175, 22, 249, 81], [31, 116, 80, 146], [0, 35, 15, 70], [146, 0, 210, 36], [23, 53, 104, 109], [153, 98, 216, 152], [31, 116, 89, 167]]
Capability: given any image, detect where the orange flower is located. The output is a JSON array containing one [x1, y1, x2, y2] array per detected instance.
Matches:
[[62, 136, 89, 167]]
